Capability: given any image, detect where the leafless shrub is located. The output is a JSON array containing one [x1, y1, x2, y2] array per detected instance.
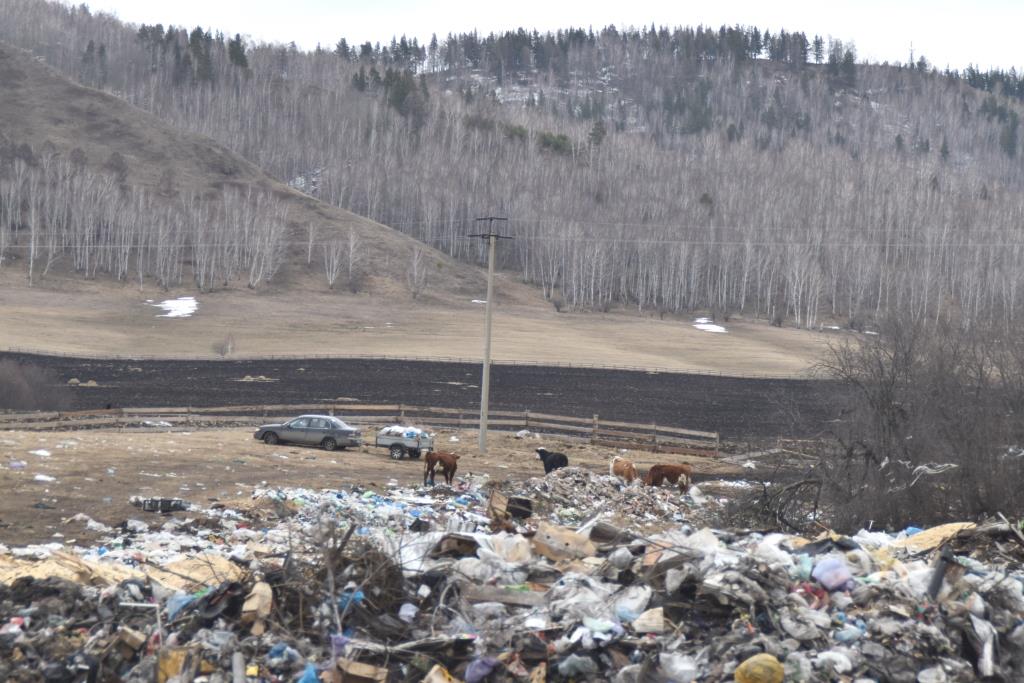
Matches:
[[0, 360, 72, 410], [322, 239, 344, 289], [815, 313, 1024, 531], [212, 334, 235, 357], [406, 248, 429, 299], [346, 230, 365, 294], [552, 297, 564, 313]]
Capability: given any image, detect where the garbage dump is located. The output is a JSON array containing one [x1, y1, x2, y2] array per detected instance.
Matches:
[[2, 466, 1024, 681]]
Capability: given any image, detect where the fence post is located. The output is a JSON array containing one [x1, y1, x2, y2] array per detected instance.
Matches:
[[651, 423, 658, 452], [591, 414, 599, 444], [524, 411, 530, 430], [399, 404, 405, 421]]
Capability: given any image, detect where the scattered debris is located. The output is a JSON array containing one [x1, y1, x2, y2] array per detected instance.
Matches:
[[2, 469, 1024, 680], [129, 497, 189, 513]]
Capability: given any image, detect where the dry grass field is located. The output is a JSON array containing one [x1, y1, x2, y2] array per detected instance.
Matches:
[[0, 271, 831, 376], [0, 427, 747, 547]]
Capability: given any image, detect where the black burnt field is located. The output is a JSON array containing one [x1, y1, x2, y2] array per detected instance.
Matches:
[[2, 353, 841, 438]]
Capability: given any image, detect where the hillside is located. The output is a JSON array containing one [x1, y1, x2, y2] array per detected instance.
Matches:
[[0, 37, 832, 375], [0, 41, 498, 303], [3, 0, 1024, 331]]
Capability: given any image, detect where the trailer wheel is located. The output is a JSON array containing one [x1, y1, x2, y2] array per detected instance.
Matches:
[[389, 444, 406, 460]]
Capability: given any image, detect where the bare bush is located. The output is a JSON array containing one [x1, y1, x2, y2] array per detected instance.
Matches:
[[406, 248, 429, 300], [0, 360, 73, 410], [322, 239, 344, 290], [815, 314, 1024, 531], [212, 334, 235, 357], [346, 230, 365, 294]]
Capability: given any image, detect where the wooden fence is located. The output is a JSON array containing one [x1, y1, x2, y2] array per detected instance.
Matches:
[[0, 403, 720, 457]]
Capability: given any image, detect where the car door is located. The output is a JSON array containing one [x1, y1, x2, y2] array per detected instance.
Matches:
[[281, 418, 309, 444], [307, 418, 330, 446]]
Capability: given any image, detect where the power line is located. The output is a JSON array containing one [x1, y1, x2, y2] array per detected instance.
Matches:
[[7, 237, 1024, 249]]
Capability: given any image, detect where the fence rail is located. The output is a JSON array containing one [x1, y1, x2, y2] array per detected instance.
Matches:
[[0, 403, 720, 456]]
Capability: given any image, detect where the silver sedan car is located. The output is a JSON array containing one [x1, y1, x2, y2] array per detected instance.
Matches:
[[254, 414, 362, 451]]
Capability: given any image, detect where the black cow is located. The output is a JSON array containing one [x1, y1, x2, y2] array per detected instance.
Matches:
[[536, 447, 569, 474]]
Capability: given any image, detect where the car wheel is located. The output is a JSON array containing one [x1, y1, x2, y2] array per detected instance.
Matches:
[[389, 444, 405, 460], [263, 432, 279, 445], [322, 438, 337, 451]]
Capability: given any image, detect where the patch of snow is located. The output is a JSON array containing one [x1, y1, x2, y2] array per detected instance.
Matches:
[[148, 297, 198, 318], [471, 299, 487, 304], [34, 474, 56, 482], [708, 479, 754, 489], [863, 330, 879, 336], [693, 318, 727, 333], [29, 449, 51, 457]]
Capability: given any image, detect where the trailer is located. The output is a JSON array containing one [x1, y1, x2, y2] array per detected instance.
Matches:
[[374, 425, 435, 460]]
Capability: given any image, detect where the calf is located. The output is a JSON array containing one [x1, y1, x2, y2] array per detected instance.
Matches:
[[609, 455, 638, 483], [424, 451, 460, 486], [643, 463, 694, 490], [536, 447, 569, 474]]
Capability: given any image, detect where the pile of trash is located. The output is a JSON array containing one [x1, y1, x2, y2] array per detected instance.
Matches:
[[379, 425, 431, 439], [2, 469, 1024, 682]]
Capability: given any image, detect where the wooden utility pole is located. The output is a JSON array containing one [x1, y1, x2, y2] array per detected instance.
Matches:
[[470, 217, 510, 454]]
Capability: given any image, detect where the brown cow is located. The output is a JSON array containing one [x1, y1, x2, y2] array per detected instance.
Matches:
[[424, 451, 460, 486], [609, 455, 638, 483], [643, 463, 693, 490]]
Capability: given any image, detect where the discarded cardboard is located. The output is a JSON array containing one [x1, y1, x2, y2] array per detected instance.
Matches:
[[891, 522, 977, 553], [157, 647, 201, 683], [333, 657, 388, 683], [632, 607, 666, 633], [241, 581, 273, 635], [462, 584, 547, 607], [432, 534, 480, 558], [421, 664, 463, 683], [487, 490, 533, 520], [531, 521, 597, 561]]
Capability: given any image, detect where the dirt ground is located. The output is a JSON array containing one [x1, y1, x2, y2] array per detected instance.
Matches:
[[0, 427, 748, 547], [0, 272, 832, 377]]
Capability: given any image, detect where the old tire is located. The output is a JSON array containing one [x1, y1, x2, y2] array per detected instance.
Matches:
[[263, 432, 279, 445], [322, 438, 337, 451], [389, 444, 405, 460]]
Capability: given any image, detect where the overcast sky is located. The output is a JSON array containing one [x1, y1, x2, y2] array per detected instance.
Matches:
[[82, 0, 1022, 71]]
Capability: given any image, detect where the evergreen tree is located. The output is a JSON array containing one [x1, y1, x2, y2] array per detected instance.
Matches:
[[228, 34, 248, 68], [812, 35, 824, 64], [841, 49, 857, 88], [80, 39, 95, 83], [1000, 112, 1019, 158], [334, 38, 350, 60], [352, 66, 368, 91]]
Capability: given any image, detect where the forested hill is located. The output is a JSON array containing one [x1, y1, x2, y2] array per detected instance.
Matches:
[[3, 0, 1024, 329]]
